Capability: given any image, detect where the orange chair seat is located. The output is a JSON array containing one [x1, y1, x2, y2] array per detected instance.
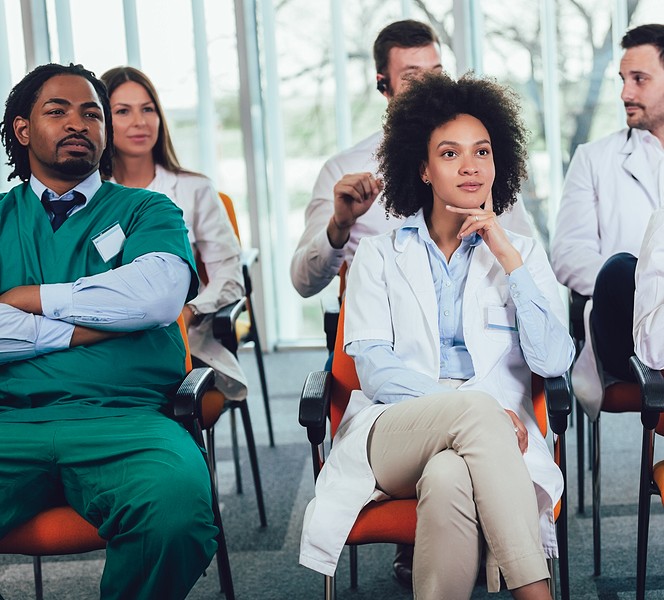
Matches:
[[346, 499, 417, 546], [653, 461, 664, 507], [0, 506, 104, 555], [602, 383, 642, 413]]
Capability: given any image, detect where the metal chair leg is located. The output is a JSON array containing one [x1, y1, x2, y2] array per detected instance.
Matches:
[[324, 574, 336, 600], [206, 426, 218, 490], [350, 545, 358, 589], [592, 416, 601, 576], [557, 433, 570, 600], [576, 400, 585, 514], [246, 293, 274, 447], [33, 556, 43, 600], [230, 409, 242, 495], [210, 466, 236, 599], [239, 401, 267, 527], [636, 428, 654, 600]]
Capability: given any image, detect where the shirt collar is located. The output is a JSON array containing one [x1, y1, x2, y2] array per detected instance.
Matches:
[[633, 128, 664, 153], [30, 171, 102, 204], [396, 208, 481, 251]]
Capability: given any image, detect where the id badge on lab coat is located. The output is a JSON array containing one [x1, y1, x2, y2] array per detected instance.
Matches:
[[486, 305, 518, 331]]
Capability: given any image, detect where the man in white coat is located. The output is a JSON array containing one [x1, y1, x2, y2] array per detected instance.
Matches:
[[551, 23, 664, 420]]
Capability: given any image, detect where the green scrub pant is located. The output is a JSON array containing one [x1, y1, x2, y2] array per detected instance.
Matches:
[[0, 412, 218, 600]]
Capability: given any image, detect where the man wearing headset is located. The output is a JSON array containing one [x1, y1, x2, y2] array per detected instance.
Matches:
[[290, 19, 535, 299]]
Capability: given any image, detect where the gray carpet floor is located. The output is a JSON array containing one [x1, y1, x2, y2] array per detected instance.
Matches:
[[2, 348, 664, 599]]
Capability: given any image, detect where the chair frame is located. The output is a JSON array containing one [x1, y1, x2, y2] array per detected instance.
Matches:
[[0, 367, 236, 600], [630, 355, 664, 600], [572, 299, 641, 576], [209, 298, 267, 527], [217, 192, 274, 448]]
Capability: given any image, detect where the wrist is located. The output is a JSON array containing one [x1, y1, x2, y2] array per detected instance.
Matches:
[[327, 215, 353, 249], [185, 303, 204, 326]]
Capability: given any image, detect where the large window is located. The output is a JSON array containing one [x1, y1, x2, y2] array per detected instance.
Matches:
[[262, 0, 455, 344], [3, 0, 664, 348]]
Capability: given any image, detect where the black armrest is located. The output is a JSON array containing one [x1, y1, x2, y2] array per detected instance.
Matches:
[[299, 370, 332, 446], [543, 373, 572, 435], [630, 355, 664, 429], [569, 291, 590, 344], [172, 367, 215, 421], [212, 298, 247, 355]]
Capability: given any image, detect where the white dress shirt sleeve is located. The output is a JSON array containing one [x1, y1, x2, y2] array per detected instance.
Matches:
[[634, 209, 664, 369], [290, 161, 346, 298], [551, 144, 606, 296], [40, 252, 191, 331], [0, 304, 74, 364]]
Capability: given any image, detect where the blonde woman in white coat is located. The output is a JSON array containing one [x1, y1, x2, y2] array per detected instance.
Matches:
[[100, 66, 247, 400], [299, 73, 575, 599]]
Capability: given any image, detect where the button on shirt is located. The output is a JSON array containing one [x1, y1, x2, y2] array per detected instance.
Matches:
[[416, 217, 480, 379]]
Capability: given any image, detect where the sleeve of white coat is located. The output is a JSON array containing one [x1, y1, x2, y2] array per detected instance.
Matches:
[[634, 209, 664, 369], [187, 181, 244, 313], [40, 252, 191, 331], [290, 160, 346, 298], [550, 144, 606, 296], [344, 238, 395, 345]]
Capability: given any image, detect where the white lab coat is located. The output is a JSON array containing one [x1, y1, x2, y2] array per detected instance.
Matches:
[[634, 208, 664, 369], [144, 166, 248, 400], [299, 222, 571, 577], [551, 128, 664, 419]]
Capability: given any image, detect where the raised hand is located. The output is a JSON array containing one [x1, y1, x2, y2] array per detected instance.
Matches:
[[327, 172, 384, 248]]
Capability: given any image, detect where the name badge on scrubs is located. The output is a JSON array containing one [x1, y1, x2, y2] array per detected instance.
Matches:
[[92, 222, 126, 263], [486, 305, 518, 331]]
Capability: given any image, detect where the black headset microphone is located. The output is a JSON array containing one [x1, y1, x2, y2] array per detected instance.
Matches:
[[376, 78, 389, 93]]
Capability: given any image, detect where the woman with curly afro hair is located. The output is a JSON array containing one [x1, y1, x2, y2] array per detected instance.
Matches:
[[300, 72, 575, 600]]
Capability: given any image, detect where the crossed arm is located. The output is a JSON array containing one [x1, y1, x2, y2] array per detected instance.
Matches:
[[0, 252, 191, 364]]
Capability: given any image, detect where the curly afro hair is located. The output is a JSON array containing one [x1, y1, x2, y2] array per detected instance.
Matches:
[[377, 71, 528, 218]]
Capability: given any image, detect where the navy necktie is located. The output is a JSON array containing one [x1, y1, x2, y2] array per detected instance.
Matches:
[[41, 189, 86, 232]]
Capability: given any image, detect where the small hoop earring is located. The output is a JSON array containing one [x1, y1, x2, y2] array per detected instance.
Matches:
[[423, 179, 431, 186]]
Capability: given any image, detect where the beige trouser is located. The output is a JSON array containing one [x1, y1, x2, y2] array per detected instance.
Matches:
[[367, 390, 549, 599]]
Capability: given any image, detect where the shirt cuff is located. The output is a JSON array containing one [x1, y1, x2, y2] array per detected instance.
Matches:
[[507, 265, 540, 308], [40, 282, 74, 320], [35, 316, 75, 354]]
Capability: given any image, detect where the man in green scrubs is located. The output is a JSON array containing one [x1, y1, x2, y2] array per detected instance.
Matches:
[[0, 63, 217, 599]]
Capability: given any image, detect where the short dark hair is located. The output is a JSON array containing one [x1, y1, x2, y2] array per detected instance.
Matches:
[[377, 72, 528, 218], [373, 19, 439, 76], [0, 63, 113, 182], [621, 24, 664, 66], [101, 66, 183, 173]]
